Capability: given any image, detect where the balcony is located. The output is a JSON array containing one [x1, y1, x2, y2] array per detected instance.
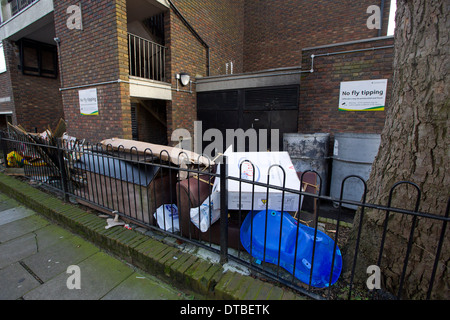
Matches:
[[10, 0, 37, 16], [128, 32, 171, 100], [0, 0, 54, 43], [128, 32, 167, 82], [1, 0, 38, 24]]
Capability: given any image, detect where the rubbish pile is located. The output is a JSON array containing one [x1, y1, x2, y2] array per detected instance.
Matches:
[[6, 150, 45, 168], [4, 120, 85, 186], [3, 125, 341, 287], [5, 120, 65, 173]]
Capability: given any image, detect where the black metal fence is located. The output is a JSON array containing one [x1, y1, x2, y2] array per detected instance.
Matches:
[[1, 131, 448, 300]]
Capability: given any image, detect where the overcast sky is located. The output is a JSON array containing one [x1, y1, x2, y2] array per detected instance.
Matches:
[[0, 44, 6, 73], [387, 1, 397, 35]]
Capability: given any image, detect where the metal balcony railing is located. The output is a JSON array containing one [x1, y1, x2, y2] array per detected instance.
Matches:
[[0, 0, 37, 24], [9, 0, 37, 16], [128, 33, 167, 82]]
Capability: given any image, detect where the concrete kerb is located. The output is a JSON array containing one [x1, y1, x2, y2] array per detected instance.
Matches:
[[0, 173, 307, 300]]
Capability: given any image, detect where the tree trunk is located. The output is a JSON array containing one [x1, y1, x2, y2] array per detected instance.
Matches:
[[343, 0, 449, 299]]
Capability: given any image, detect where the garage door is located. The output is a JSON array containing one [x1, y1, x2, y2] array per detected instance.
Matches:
[[197, 85, 299, 152]]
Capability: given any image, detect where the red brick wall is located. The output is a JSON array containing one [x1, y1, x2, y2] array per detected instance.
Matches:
[[164, 9, 205, 143], [168, 0, 245, 76], [43, 0, 394, 145], [1, 39, 64, 132], [243, 0, 391, 72], [0, 41, 14, 117], [135, 100, 167, 145], [50, 0, 244, 144], [53, 0, 131, 142], [164, 0, 245, 145], [299, 37, 394, 137]]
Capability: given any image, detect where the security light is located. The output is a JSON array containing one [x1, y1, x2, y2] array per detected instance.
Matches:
[[178, 72, 190, 86]]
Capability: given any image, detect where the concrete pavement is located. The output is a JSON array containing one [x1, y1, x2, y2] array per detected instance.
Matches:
[[0, 192, 193, 300]]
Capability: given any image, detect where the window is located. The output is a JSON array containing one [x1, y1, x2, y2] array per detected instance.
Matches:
[[0, 43, 6, 73], [18, 38, 58, 78]]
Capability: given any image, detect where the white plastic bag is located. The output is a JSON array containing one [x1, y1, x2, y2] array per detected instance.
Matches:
[[154, 204, 179, 232], [190, 198, 220, 233]]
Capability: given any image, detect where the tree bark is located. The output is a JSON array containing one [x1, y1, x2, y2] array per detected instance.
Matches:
[[344, 0, 449, 299]]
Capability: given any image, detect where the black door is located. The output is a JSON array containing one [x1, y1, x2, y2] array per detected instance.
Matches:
[[197, 85, 299, 153]]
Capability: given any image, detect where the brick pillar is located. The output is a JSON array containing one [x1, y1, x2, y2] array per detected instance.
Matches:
[[54, 0, 131, 142], [116, 0, 132, 140]]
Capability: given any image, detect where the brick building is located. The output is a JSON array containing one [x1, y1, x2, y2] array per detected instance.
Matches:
[[0, 0, 394, 146], [299, 36, 394, 135]]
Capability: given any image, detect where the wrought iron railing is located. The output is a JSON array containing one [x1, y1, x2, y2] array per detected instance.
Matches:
[[1, 0, 37, 24], [10, 0, 37, 16], [1, 130, 448, 300], [128, 32, 167, 82]]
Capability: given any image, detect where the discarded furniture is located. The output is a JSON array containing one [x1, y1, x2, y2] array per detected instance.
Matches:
[[176, 174, 243, 250], [75, 153, 177, 226], [176, 170, 320, 251], [295, 171, 320, 214]]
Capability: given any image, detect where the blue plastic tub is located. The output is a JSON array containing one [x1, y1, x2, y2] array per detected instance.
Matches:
[[240, 210, 342, 288]]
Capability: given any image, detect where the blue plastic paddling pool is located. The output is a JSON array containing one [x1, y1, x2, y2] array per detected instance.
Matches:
[[240, 210, 342, 288]]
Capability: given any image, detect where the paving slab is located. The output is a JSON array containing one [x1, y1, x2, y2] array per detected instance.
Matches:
[[0, 192, 193, 300], [32, 224, 78, 251], [0, 214, 49, 243], [23, 251, 134, 300], [0, 262, 41, 300], [0, 233, 37, 269], [101, 271, 186, 300], [0, 206, 35, 226], [0, 194, 19, 212], [22, 232, 99, 282]]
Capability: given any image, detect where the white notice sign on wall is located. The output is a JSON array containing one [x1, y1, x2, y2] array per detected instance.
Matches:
[[338, 79, 387, 111], [79, 88, 99, 116]]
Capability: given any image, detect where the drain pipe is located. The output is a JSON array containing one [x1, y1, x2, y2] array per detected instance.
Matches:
[[54, 37, 64, 88], [378, 0, 386, 37], [167, 0, 210, 76], [308, 44, 394, 73]]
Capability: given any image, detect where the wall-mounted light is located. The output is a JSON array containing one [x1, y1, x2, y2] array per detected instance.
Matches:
[[175, 72, 192, 93], [177, 72, 190, 86]]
